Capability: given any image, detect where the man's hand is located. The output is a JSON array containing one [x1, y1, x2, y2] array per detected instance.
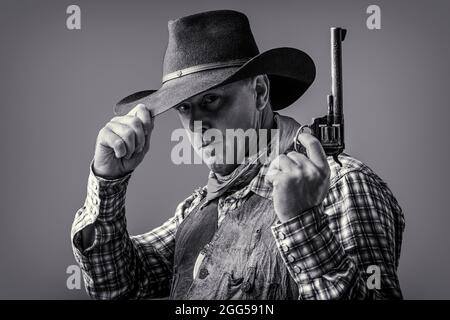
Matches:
[[93, 104, 154, 179], [266, 133, 331, 223]]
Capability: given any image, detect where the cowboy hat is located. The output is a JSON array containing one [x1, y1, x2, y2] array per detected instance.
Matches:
[[114, 10, 316, 116]]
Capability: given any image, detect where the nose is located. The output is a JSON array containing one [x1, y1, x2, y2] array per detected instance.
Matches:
[[188, 104, 210, 133]]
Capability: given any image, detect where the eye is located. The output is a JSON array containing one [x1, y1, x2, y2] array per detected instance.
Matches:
[[176, 103, 190, 114], [202, 94, 219, 106]]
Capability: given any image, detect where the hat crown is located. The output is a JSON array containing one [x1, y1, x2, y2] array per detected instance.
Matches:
[[163, 10, 260, 77]]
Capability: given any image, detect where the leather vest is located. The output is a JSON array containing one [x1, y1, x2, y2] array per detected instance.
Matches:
[[169, 192, 299, 300]]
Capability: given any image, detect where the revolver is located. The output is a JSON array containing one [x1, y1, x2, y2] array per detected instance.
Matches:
[[294, 27, 347, 166]]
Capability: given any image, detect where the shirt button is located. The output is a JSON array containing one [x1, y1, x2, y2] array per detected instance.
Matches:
[[281, 244, 289, 252], [287, 255, 295, 263], [278, 232, 285, 240], [293, 266, 301, 274], [241, 281, 252, 293], [199, 268, 209, 280]]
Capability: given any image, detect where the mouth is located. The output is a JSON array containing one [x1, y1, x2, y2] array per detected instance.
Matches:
[[200, 140, 221, 158], [202, 138, 221, 148]]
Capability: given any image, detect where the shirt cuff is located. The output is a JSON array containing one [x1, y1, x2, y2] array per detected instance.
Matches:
[[271, 205, 347, 282], [89, 161, 133, 197], [71, 162, 132, 252]]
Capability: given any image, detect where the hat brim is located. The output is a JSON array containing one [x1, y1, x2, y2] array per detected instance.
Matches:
[[114, 47, 315, 116]]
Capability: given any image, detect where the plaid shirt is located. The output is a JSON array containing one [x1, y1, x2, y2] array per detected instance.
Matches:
[[71, 153, 404, 300]]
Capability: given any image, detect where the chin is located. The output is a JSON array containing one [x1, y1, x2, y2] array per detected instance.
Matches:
[[208, 163, 238, 176]]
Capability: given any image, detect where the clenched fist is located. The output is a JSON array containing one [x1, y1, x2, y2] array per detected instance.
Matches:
[[93, 103, 154, 179], [265, 133, 331, 223]]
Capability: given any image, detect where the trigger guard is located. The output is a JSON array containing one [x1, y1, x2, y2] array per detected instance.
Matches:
[[293, 125, 310, 153]]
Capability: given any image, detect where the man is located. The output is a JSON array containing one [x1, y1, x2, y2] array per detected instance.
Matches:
[[71, 10, 405, 300]]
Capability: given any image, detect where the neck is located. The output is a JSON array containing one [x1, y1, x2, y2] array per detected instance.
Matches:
[[260, 104, 275, 130], [255, 105, 275, 153]]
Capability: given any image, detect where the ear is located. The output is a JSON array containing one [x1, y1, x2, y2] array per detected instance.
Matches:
[[252, 74, 270, 111]]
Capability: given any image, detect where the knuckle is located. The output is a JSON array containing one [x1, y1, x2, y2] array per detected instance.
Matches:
[[273, 176, 283, 184], [292, 168, 303, 178], [130, 117, 145, 133], [304, 132, 317, 140], [123, 126, 134, 137], [313, 169, 322, 180], [113, 139, 124, 150], [138, 107, 151, 121], [110, 116, 123, 123], [302, 133, 319, 146], [139, 107, 150, 120], [129, 115, 141, 126], [98, 127, 107, 138], [128, 104, 142, 115], [282, 175, 295, 185], [135, 108, 146, 120], [287, 151, 299, 160], [136, 103, 146, 111], [304, 138, 317, 149], [314, 167, 328, 181], [319, 163, 331, 177], [105, 121, 115, 130]]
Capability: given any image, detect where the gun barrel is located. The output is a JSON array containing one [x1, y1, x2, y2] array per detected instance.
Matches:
[[330, 27, 346, 124]]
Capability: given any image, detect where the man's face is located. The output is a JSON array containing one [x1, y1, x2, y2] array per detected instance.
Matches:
[[175, 78, 260, 175]]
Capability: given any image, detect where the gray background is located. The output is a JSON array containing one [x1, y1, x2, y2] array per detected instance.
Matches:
[[0, 0, 448, 299]]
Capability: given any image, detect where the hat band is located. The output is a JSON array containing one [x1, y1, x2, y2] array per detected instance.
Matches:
[[162, 58, 250, 83]]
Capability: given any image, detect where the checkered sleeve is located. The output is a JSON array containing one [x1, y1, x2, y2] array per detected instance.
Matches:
[[271, 169, 404, 300], [71, 165, 199, 300]]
